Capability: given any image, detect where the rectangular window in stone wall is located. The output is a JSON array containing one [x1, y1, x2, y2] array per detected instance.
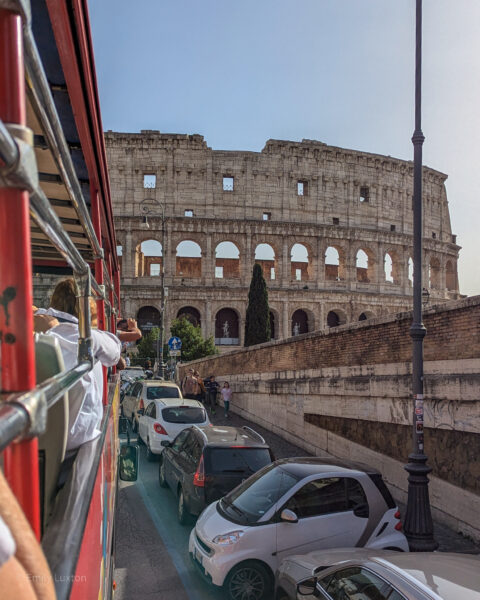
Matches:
[[143, 174, 156, 188], [150, 264, 160, 276], [359, 186, 369, 202], [215, 266, 224, 279], [223, 176, 234, 191], [333, 217, 339, 225], [185, 209, 194, 217], [297, 180, 308, 196], [296, 268, 302, 281], [263, 212, 271, 221], [271, 267, 275, 280]]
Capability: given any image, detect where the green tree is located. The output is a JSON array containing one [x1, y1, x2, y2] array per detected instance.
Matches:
[[135, 326, 160, 365], [170, 317, 217, 362], [244, 263, 270, 346]]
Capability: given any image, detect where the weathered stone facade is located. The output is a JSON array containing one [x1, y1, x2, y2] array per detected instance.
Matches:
[[104, 130, 461, 348]]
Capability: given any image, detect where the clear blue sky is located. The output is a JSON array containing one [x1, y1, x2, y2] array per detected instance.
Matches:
[[88, 0, 480, 296]]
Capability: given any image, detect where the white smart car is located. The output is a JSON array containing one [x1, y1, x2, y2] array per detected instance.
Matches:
[[138, 398, 210, 460], [189, 458, 408, 600]]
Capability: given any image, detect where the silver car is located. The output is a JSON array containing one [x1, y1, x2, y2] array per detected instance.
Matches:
[[275, 547, 480, 599]]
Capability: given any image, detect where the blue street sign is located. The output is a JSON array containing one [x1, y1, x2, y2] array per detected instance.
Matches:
[[168, 336, 182, 351]]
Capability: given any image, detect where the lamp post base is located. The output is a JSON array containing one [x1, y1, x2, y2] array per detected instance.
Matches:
[[404, 452, 438, 552]]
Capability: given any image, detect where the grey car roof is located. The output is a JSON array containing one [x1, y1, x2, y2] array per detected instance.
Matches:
[[274, 457, 381, 478]]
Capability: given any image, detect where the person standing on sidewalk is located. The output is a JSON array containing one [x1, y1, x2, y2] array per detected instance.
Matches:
[[205, 375, 219, 415], [221, 381, 232, 418]]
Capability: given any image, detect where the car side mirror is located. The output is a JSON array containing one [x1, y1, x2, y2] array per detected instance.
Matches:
[[297, 577, 318, 596], [280, 509, 298, 523], [161, 440, 171, 447], [119, 443, 139, 481], [353, 502, 369, 518]]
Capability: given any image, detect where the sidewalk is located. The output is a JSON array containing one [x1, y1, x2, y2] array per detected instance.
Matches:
[[208, 407, 480, 555]]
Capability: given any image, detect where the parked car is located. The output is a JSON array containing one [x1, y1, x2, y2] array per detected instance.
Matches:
[[275, 547, 480, 600], [189, 457, 408, 600], [159, 425, 274, 525], [138, 398, 210, 461], [122, 380, 182, 431], [120, 366, 144, 382]]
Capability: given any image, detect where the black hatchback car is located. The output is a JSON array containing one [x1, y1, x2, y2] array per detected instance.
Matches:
[[159, 425, 274, 524]]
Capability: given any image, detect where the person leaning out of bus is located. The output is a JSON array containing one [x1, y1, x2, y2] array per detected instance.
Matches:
[[34, 278, 121, 453], [0, 470, 55, 600]]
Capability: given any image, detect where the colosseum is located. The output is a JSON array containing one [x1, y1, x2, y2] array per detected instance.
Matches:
[[103, 130, 461, 350]]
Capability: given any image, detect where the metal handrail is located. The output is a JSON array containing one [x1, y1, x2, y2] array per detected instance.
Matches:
[[22, 20, 103, 261], [0, 361, 91, 452]]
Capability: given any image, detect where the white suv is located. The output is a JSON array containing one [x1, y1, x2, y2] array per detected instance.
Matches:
[[189, 458, 408, 600]]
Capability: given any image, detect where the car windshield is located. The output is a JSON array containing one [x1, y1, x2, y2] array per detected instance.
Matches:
[[146, 386, 181, 400], [219, 464, 299, 525], [162, 406, 206, 424], [122, 369, 144, 379]]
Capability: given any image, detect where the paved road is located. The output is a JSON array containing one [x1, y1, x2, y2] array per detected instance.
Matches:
[[114, 410, 480, 600]]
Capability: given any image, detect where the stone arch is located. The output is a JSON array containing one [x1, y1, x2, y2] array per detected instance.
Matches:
[[429, 256, 441, 289], [215, 307, 240, 345], [325, 245, 346, 281], [291, 308, 314, 336], [358, 310, 375, 321], [408, 256, 414, 285], [215, 241, 240, 279], [254, 243, 277, 280], [355, 247, 375, 283], [135, 239, 163, 277], [176, 240, 202, 278], [326, 308, 347, 328], [290, 243, 310, 281], [137, 305, 161, 334], [176, 306, 201, 328], [446, 260, 456, 291]]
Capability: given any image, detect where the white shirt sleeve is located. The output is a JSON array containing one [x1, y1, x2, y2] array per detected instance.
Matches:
[[0, 516, 15, 568], [91, 330, 122, 367]]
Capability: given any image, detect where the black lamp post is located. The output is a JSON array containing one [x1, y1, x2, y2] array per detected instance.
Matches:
[[403, 0, 438, 552], [141, 203, 167, 379]]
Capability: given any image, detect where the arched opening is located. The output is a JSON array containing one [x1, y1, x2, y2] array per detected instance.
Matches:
[[137, 305, 161, 334], [325, 246, 345, 281], [254, 243, 276, 280], [291, 309, 308, 336], [136, 239, 162, 277], [176, 306, 201, 328], [327, 309, 347, 328], [408, 257, 414, 285], [215, 241, 240, 279], [356, 249, 374, 283], [215, 308, 239, 345], [446, 260, 456, 291], [384, 253, 394, 283], [176, 240, 202, 278], [429, 257, 441, 289], [358, 311, 374, 321], [291, 243, 309, 281], [269, 311, 275, 340]]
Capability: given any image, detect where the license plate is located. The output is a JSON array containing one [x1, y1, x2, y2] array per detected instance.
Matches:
[[194, 547, 202, 566]]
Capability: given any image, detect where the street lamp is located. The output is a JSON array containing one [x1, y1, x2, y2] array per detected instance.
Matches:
[[141, 202, 167, 379], [403, 0, 438, 552]]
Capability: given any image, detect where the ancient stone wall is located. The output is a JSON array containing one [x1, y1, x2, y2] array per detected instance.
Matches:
[[105, 131, 461, 348], [179, 296, 480, 540]]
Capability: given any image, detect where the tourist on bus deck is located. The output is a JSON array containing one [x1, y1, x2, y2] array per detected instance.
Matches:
[[34, 278, 121, 452], [116, 318, 142, 343], [0, 470, 55, 600]]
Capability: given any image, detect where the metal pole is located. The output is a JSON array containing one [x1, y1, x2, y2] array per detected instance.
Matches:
[[160, 205, 166, 378], [403, 0, 438, 552], [0, 6, 41, 538]]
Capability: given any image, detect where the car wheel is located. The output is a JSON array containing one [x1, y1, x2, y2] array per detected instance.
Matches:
[[158, 459, 167, 488], [146, 440, 156, 462], [177, 488, 190, 525], [225, 561, 272, 600]]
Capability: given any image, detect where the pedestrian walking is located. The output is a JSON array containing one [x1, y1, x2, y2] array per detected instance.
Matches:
[[194, 370, 206, 403], [221, 381, 232, 418], [182, 368, 199, 400], [205, 375, 219, 414]]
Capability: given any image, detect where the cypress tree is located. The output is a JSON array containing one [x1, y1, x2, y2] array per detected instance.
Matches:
[[244, 263, 270, 346]]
